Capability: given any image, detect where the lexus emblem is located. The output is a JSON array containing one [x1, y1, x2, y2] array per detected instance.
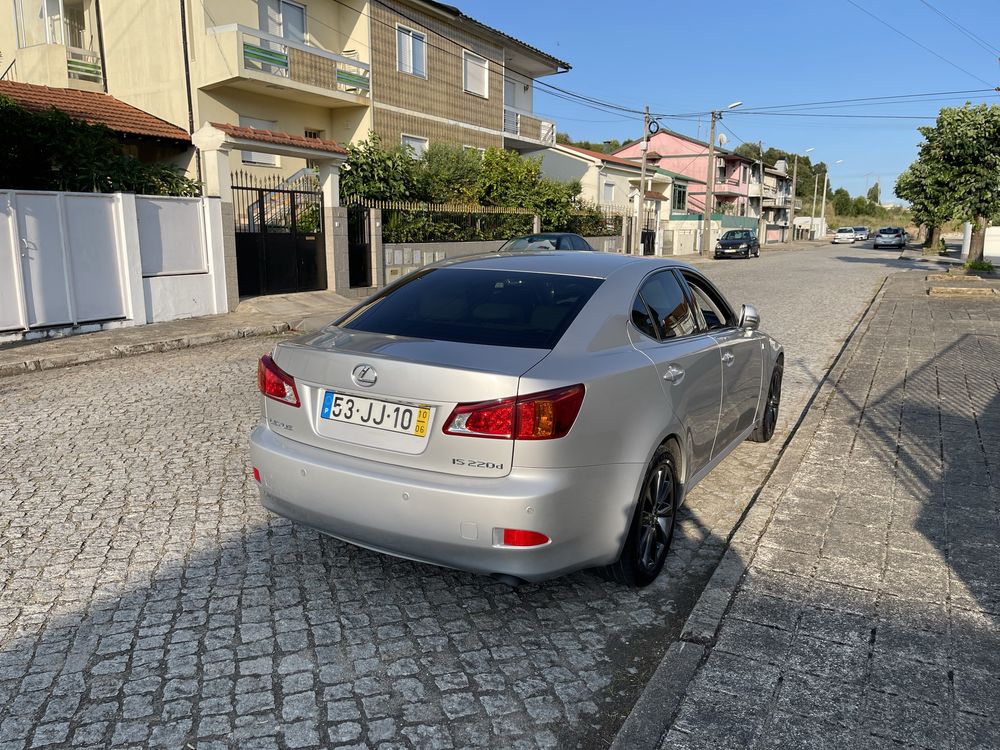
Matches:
[[352, 364, 378, 387]]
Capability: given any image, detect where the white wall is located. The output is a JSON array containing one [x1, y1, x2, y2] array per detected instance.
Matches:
[[0, 191, 226, 341], [966, 225, 1000, 260]]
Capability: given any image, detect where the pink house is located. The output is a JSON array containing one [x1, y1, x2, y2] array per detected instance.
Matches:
[[615, 128, 755, 216]]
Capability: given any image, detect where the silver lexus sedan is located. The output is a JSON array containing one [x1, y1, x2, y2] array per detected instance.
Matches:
[[250, 253, 783, 586]]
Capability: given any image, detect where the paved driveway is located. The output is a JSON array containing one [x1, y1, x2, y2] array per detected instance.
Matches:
[[0, 244, 924, 749]]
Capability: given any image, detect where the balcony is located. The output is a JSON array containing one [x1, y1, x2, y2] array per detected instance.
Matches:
[[6, 43, 104, 91], [203, 25, 370, 108], [503, 106, 556, 151]]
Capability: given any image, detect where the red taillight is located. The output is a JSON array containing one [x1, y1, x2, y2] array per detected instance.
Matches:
[[257, 354, 300, 407], [252, 467, 261, 483], [443, 385, 585, 440], [502, 529, 550, 547]]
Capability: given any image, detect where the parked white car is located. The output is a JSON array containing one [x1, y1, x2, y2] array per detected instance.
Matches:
[[832, 227, 856, 244]]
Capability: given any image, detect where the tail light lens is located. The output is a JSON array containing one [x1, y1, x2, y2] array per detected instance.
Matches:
[[258, 354, 300, 407], [501, 529, 550, 547], [443, 384, 584, 440]]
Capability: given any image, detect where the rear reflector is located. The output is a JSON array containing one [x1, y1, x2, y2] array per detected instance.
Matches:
[[502, 529, 550, 547], [444, 384, 584, 440], [258, 354, 300, 407], [252, 467, 261, 483]]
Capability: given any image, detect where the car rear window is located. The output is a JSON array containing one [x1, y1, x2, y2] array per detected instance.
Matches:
[[338, 268, 603, 349]]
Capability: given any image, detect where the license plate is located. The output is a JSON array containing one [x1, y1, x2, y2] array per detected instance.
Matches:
[[320, 391, 431, 437]]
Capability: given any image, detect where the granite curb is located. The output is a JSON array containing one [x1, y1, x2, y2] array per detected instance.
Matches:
[[0, 320, 292, 379], [610, 273, 892, 750]]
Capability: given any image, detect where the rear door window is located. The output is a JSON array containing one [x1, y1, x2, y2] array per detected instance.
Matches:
[[636, 271, 696, 340], [338, 268, 603, 349]]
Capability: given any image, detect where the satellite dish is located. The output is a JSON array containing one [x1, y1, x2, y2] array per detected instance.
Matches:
[[718, 133, 728, 146]]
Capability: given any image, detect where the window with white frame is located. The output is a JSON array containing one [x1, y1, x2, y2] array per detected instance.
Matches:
[[14, 0, 64, 47], [602, 181, 615, 204], [463, 50, 488, 98], [239, 116, 279, 166], [463, 145, 486, 157], [279, 0, 305, 43], [401, 134, 428, 158], [396, 25, 427, 77]]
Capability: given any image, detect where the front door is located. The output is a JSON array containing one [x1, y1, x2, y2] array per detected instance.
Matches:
[[630, 270, 723, 478], [679, 270, 764, 456]]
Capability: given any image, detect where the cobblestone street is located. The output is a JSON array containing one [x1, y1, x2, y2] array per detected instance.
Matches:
[[0, 245, 922, 749]]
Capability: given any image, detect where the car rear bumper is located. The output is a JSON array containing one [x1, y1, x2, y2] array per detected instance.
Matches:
[[249, 424, 644, 581]]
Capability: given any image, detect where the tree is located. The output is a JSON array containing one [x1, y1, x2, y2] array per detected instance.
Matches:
[[909, 103, 1000, 263], [895, 159, 951, 250], [832, 188, 852, 215], [556, 132, 633, 154], [867, 182, 880, 204], [340, 132, 417, 201], [413, 142, 481, 203]]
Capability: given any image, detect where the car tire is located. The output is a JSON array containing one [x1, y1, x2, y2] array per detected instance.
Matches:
[[601, 444, 679, 587], [749, 359, 783, 443]]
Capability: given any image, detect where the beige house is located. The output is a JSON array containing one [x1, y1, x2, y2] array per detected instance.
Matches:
[[2, 0, 567, 302]]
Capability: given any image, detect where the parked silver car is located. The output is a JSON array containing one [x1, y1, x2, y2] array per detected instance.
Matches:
[[873, 227, 906, 249], [250, 253, 784, 586]]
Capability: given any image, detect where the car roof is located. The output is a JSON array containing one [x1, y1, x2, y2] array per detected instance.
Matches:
[[434, 251, 689, 280]]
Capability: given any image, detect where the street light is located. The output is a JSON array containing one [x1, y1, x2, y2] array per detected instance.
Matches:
[[788, 147, 813, 241], [818, 159, 844, 238], [700, 101, 743, 255]]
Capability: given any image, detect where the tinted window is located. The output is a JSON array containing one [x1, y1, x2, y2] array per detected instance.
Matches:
[[631, 297, 658, 339], [571, 235, 592, 251], [685, 276, 733, 331], [339, 268, 602, 349], [637, 272, 696, 340]]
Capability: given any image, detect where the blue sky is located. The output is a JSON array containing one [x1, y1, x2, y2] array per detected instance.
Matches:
[[459, 0, 1000, 201]]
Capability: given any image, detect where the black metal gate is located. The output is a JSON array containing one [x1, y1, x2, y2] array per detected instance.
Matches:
[[347, 205, 371, 288], [641, 208, 657, 255], [233, 171, 326, 296]]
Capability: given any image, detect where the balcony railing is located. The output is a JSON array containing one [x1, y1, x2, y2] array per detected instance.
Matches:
[[209, 24, 370, 99], [66, 47, 103, 85], [503, 106, 555, 145]]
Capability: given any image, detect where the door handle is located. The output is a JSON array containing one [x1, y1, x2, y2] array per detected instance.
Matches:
[[722, 352, 735, 366], [663, 365, 685, 384]]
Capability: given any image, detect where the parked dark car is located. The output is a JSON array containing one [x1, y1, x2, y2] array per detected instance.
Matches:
[[873, 227, 906, 249], [714, 230, 760, 259], [498, 233, 595, 252]]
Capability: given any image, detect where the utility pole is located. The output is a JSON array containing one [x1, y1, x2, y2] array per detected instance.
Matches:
[[632, 105, 651, 255], [810, 173, 820, 239], [788, 147, 812, 243], [699, 102, 742, 255], [819, 170, 830, 239], [700, 112, 719, 256], [757, 140, 765, 245]]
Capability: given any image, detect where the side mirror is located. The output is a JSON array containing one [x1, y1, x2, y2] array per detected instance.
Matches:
[[739, 303, 760, 331]]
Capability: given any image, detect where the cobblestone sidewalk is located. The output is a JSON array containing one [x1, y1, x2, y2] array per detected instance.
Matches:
[[661, 271, 1000, 749]]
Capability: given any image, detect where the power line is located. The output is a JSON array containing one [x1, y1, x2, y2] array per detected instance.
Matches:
[[711, 88, 998, 115], [730, 111, 938, 120], [842, 0, 993, 85], [917, 0, 1000, 57]]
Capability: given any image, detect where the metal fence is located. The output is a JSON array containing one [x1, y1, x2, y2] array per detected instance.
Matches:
[[232, 171, 322, 233]]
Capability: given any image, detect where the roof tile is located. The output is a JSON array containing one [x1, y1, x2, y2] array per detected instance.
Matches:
[[210, 122, 346, 155], [0, 81, 190, 141]]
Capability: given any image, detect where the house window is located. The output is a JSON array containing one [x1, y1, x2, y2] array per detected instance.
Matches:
[[14, 0, 64, 47], [305, 129, 323, 168], [741, 165, 748, 183], [239, 116, 279, 166], [463, 50, 488, 98], [463, 145, 486, 157], [672, 183, 687, 213], [397, 25, 427, 78], [717, 164, 726, 182], [279, 0, 305, 44], [602, 181, 615, 204], [401, 134, 428, 158]]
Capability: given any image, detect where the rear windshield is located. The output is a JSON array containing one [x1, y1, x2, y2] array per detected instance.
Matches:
[[879, 228, 900, 235], [338, 268, 603, 349]]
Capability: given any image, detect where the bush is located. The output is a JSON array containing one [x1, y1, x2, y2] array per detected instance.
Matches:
[[965, 259, 995, 274], [0, 96, 200, 196]]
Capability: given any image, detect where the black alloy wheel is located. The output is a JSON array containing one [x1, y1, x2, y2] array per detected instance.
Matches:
[[750, 360, 783, 443], [602, 445, 679, 586]]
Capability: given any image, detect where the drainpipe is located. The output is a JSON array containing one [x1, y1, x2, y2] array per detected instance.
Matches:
[[179, 0, 203, 189], [94, 0, 108, 92]]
